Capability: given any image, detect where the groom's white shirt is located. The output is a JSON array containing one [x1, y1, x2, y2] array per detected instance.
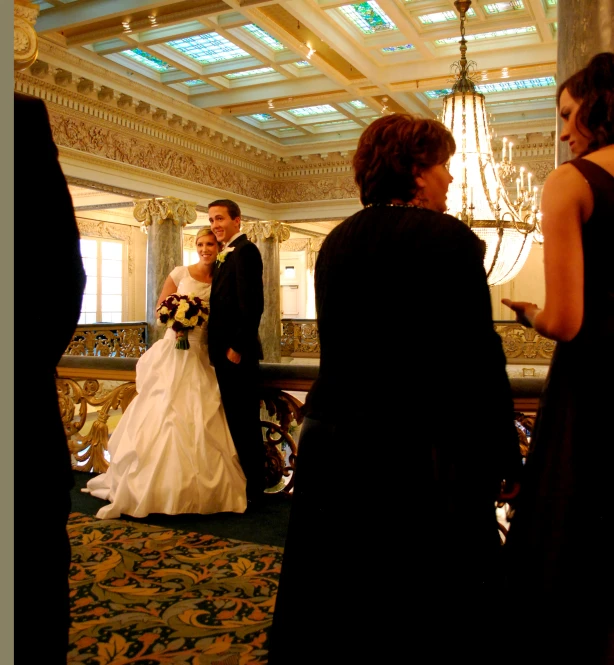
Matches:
[[223, 231, 244, 249]]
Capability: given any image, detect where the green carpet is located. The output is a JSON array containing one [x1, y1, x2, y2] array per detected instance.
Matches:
[[68, 512, 283, 665], [71, 470, 292, 549]]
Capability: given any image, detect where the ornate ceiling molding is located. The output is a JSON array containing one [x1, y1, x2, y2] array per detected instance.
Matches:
[[36, 37, 283, 157]]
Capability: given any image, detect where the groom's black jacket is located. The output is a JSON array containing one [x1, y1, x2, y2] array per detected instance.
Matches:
[[208, 234, 264, 367]]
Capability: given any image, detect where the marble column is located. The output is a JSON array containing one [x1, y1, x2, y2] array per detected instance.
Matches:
[[244, 221, 290, 363], [556, 0, 614, 166], [133, 197, 197, 345]]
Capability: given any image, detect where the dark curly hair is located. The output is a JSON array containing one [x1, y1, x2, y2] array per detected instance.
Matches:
[[352, 113, 456, 206], [557, 51, 614, 154]]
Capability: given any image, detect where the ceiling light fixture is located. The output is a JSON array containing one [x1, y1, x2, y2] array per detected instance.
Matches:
[[122, 21, 132, 33], [440, 0, 538, 286], [148, 14, 158, 27], [306, 43, 316, 59]]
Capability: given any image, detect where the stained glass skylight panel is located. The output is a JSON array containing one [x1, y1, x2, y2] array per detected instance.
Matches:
[[242, 24, 285, 51], [121, 49, 175, 72], [424, 89, 453, 99], [424, 76, 555, 99], [167, 33, 249, 64], [337, 2, 396, 34], [250, 113, 275, 122], [434, 25, 536, 45], [475, 76, 555, 93], [483, 1, 524, 14], [183, 79, 206, 86], [381, 44, 415, 52], [288, 105, 336, 117], [294, 61, 312, 68], [418, 8, 476, 24], [225, 67, 275, 79], [349, 100, 368, 109], [546, 0, 557, 5]]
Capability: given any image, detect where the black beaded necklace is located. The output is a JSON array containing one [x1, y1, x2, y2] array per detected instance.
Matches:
[[364, 202, 428, 210]]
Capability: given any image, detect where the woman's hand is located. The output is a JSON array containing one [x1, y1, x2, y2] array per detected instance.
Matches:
[[501, 298, 540, 328]]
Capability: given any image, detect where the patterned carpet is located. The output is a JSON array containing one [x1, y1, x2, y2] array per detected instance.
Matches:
[[67, 512, 284, 665]]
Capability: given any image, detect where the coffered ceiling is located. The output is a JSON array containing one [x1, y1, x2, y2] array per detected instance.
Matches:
[[32, 0, 559, 154]]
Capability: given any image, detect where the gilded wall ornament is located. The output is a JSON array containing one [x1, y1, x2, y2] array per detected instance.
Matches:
[[14, 1, 39, 72]]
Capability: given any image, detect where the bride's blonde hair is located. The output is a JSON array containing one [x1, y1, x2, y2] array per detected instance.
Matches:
[[195, 226, 220, 247]]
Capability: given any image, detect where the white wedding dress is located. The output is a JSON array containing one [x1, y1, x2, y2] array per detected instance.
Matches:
[[83, 266, 247, 518]]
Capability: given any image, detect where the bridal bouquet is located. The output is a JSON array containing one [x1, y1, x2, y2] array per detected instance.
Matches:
[[156, 293, 209, 350]]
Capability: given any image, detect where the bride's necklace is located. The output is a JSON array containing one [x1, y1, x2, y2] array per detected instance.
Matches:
[[364, 202, 427, 210]]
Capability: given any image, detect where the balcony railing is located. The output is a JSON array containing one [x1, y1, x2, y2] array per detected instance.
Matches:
[[66, 322, 147, 357], [56, 356, 540, 495], [67, 320, 555, 367]]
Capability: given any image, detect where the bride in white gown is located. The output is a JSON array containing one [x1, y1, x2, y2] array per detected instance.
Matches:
[[83, 227, 247, 518]]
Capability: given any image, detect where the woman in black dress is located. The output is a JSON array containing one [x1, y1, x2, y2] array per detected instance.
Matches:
[[502, 52, 614, 664], [268, 113, 522, 664]]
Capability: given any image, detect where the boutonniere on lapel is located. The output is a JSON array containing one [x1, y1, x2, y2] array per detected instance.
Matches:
[[215, 246, 235, 266]]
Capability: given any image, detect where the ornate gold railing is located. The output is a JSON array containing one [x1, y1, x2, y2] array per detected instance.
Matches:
[[56, 356, 540, 495], [56, 357, 317, 494], [282, 319, 554, 364], [65, 323, 147, 357], [67, 320, 554, 367]]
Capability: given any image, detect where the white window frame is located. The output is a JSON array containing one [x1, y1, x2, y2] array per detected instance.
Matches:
[[79, 237, 128, 323]]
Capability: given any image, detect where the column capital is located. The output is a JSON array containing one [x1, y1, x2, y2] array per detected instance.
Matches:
[[133, 197, 197, 231], [243, 221, 290, 244], [14, 0, 39, 72]]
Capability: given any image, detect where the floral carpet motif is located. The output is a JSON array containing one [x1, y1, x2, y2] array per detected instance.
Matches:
[[67, 512, 283, 665]]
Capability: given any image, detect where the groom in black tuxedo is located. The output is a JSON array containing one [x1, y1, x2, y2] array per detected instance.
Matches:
[[207, 199, 266, 503]]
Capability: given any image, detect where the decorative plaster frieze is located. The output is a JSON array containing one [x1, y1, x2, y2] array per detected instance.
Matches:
[[36, 38, 284, 157], [17, 69, 273, 175], [15, 74, 362, 204], [281, 238, 310, 252], [243, 221, 291, 243], [15, 74, 274, 177], [57, 112, 358, 204], [269, 175, 358, 203]]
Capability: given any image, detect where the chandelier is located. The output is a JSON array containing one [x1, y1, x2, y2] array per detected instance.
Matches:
[[441, 0, 538, 286]]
